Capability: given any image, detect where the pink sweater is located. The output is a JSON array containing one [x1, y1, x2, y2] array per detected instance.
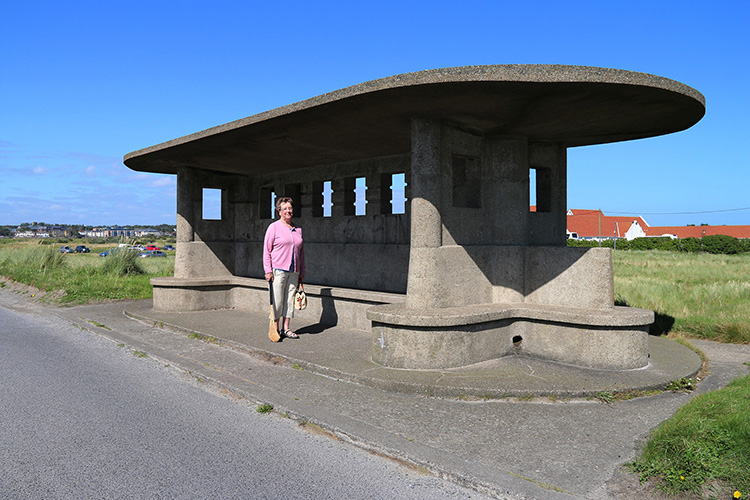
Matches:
[[263, 219, 305, 276]]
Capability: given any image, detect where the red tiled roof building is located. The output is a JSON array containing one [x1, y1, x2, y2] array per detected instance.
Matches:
[[566, 209, 750, 240]]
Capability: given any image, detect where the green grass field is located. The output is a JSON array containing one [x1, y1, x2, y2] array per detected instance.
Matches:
[[613, 251, 750, 344], [0, 240, 173, 303]]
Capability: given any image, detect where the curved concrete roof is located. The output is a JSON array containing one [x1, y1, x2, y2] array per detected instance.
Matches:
[[124, 65, 705, 175]]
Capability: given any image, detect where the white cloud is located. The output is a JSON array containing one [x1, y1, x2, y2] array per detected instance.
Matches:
[[85, 165, 96, 176], [33, 166, 47, 174], [148, 176, 174, 188]]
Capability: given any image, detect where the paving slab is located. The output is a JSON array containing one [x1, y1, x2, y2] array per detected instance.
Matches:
[[122, 300, 701, 399]]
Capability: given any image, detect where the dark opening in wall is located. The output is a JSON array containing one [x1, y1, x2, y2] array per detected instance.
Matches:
[[284, 183, 301, 215], [452, 155, 481, 208], [343, 177, 356, 216], [311, 181, 324, 218]]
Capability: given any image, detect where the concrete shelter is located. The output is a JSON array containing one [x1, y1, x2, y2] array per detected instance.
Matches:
[[125, 65, 705, 371]]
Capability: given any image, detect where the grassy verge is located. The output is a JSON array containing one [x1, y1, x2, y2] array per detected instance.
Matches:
[[614, 251, 750, 344], [627, 373, 750, 497], [0, 242, 173, 304]]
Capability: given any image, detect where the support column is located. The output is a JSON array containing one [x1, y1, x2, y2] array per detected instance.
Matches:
[[481, 136, 529, 245], [176, 167, 196, 243], [175, 167, 196, 279], [406, 117, 443, 308], [529, 142, 567, 246], [365, 173, 392, 215]]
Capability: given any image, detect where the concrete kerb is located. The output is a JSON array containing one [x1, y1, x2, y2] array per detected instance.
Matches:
[[123, 301, 703, 400]]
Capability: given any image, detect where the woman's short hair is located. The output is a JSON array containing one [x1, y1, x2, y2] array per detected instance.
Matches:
[[275, 196, 294, 213]]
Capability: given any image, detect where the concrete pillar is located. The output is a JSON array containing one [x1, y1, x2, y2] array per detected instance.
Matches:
[[481, 136, 529, 245], [330, 178, 350, 218], [366, 173, 392, 215], [406, 118, 443, 308], [300, 182, 318, 219], [176, 167, 196, 243], [529, 142, 567, 246]]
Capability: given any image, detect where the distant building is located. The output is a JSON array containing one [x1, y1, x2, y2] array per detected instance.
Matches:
[[81, 228, 108, 238], [566, 209, 650, 241], [135, 228, 163, 237], [566, 209, 750, 241], [12, 225, 70, 238], [105, 227, 137, 237]]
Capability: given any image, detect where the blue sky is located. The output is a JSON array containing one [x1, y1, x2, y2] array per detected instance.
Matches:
[[1, 0, 748, 227]]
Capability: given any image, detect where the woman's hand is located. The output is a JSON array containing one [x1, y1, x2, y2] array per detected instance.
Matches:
[[265, 273, 273, 282]]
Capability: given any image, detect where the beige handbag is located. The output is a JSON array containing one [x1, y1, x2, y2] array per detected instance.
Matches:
[[294, 284, 307, 310]]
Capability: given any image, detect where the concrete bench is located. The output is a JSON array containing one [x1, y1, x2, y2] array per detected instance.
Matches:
[[367, 302, 654, 371], [151, 276, 404, 331]]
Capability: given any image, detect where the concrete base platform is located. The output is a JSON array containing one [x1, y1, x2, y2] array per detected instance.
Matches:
[[124, 301, 701, 399]]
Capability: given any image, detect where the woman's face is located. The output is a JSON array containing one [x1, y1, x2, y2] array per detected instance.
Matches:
[[279, 202, 293, 222]]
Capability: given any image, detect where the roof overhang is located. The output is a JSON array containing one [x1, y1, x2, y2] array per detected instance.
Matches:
[[124, 65, 705, 176]]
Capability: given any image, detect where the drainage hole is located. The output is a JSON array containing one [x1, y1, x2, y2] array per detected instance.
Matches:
[[512, 335, 523, 347]]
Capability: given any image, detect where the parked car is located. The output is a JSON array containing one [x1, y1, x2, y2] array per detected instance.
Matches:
[[75, 245, 90, 253], [59, 246, 74, 253], [162, 245, 175, 251], [146, 245, 160, 251], [99, 248, 123, 257], [138, 250, 167, 258]]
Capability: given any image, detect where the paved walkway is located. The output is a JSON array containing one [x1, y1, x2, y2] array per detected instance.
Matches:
[[12, 292, 748, 499]]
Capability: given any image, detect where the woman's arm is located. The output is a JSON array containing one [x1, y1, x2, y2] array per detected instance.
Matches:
[[263, 223, 275, 278]]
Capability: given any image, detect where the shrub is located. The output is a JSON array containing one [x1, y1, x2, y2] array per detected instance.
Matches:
[[569, 235, 748, 254], [102, 248, 144, 276], [702, 234, 743, 255], [679, 237, 702, 253]]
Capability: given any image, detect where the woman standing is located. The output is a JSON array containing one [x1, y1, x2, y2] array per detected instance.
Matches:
[[263, 197, 305, 339]]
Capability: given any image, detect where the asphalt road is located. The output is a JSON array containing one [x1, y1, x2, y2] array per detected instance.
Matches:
[[0, 305, 492, 500]]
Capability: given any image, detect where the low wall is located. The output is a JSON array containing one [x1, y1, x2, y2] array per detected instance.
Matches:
[[151, 276, 405, 331], [367, 303, 654, 370]]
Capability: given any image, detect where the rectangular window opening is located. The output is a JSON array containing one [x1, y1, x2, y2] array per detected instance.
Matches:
[[259, 187, 275, 219], [202, 188, 223, 220], [529, 168, 537, 211], [391, 173, 406, 214], [355, 177, 367, 216], [322, 181, 332, 218]]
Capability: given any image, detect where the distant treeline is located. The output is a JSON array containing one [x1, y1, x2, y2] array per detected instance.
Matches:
[[568, 235, 750, 254]]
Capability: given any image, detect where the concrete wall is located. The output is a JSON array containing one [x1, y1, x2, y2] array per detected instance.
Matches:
[[175, 154, 411, 292], [406, 119, 609, 310], [173, 120, 612, 310]]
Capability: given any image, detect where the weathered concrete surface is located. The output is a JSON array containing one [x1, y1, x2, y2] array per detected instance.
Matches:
[[124, 65, 705, 372], [124, 65, 705, 175]]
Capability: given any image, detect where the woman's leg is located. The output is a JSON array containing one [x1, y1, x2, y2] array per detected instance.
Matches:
[[271, 270, 290, 332], [281, 272, 299, 335]]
